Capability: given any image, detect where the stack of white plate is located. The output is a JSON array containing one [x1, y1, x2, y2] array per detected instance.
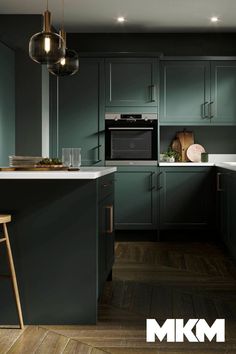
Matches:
[[9, 156, 42, 167]]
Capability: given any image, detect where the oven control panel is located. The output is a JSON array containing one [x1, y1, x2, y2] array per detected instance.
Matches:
[[105, 113, 158, 121]]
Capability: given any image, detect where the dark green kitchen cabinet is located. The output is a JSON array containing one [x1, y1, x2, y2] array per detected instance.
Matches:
[[217, 169, 236, 259], [56, 58, 104, 165], [105, 58, 158, 110], [98, 175, 115, 297], [114, 167, 158, 230], [160, 60, 236, 126], [0, 41, 15, 165], [210, 61, 236, 125], [217, 169, 231, 247], [160, 61, 210, 125], [159, 167, 216, 230]]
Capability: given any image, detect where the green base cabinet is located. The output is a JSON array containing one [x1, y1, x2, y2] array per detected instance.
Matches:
[[114, 167, 159, 230], [105, 58, 158, 111], [98, 175, 115, 297], [218, 169, 236, 259], [159, 167, 216, 230], [0, 176, 115, 325]]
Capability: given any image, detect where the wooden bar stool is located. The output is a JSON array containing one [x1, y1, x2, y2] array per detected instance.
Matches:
[[0, 214, 24, 329]]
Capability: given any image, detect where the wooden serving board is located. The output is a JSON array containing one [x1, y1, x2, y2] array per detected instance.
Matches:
[[0, 166, 68, 171], [176, 131, 194, 162]]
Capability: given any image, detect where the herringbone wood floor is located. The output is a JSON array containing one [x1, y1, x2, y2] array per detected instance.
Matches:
[[0, 241, 236, 353]]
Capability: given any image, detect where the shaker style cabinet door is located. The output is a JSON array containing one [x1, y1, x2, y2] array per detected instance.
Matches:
[[160, 61, 211, 125], [114, 167, 158, 230], [228, 173, 236, 259], [98, 193, 115, 297], [57, 58, 104, 165], [218, 170, 231, 247], [105, 58, 158, 108], [210, 61, 236, 125], [159, 167, 215, 230]]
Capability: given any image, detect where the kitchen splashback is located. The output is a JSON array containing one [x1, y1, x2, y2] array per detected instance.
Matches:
[[160, 126, 236, 154]]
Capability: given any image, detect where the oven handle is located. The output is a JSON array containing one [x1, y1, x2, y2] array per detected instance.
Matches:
[[108, 127, 154, 130]]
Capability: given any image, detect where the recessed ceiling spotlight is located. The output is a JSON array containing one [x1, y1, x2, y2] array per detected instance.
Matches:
[[117, 16, 126, 23], [211, 16, 219, 23]]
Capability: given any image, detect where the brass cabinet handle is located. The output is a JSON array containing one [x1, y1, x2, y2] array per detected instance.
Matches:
[[106, 205, 113, 234]]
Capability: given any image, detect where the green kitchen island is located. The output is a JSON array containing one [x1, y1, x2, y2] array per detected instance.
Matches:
[[0, 167, 116, 325]]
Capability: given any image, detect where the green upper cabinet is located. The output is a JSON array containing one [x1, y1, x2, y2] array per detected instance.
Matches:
[[115, 167, 158, 230], [105, 58, 158, 110], [160, 61, 211, 125], [159, 167, 216, 230], [210, 61, 236, 125], [160, 59, 236, 125], [56, 58, 104, 165]]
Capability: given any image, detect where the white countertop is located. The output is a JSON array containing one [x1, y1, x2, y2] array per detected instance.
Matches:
[[0, 167, 117, 179], [159, 162, 214, 166], [216, 162, 236, 172]]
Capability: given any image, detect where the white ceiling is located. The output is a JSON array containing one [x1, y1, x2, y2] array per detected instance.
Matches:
[[1, 0, 236, 33]]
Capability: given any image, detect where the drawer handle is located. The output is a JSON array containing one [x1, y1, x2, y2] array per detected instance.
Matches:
[[106, 205, 113, 234], [217, 172, 223, 192], [102, 182, 112, 188]]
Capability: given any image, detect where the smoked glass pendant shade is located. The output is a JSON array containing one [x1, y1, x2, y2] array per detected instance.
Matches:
[[48, 48, 79, 76], [29, 10, 65, 65]]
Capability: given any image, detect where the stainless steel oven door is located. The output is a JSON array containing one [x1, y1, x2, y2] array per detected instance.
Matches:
[[107, 127, 155, 160]]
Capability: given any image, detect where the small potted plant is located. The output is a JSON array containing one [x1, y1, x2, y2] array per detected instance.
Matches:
[[162, 148, 179, 163]]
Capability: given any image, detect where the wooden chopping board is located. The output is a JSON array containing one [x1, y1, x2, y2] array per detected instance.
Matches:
[[176, 131, 194, 162], [171, 138, 182, 158]]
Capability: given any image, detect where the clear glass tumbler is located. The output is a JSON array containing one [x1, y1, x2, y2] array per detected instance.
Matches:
[[62, 148, 72, 167], [71, 148, 81, 168]]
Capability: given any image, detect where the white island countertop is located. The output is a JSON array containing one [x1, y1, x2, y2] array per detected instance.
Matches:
[[0, 167, 117, 180]]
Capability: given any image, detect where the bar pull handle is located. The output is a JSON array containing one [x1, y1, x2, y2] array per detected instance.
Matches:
[[202, 101, 209, 119], [149, 85, 156, 102], [106, 205, 113, 234], [150, 172, 155, 191], [217, 172, 223, 192], [157, 172, 163, 190], [93, 144, 102, 164], [209, 101, 214, 119]]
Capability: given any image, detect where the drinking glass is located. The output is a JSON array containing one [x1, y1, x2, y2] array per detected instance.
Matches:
[[62, 148, 72, 167], [71, 148, 81, 168]]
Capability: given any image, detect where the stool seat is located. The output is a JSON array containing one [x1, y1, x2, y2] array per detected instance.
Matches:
[[0, 214, 11, 223]]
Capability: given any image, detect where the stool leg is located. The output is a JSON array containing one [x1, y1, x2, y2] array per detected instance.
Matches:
[[3, 223, 24, 329]]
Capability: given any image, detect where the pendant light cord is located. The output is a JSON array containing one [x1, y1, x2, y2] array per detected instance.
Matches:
[[62, 0, 65, 31]]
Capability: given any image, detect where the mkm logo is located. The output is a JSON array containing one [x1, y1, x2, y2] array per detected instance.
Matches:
[[146, 319, 225, 342]]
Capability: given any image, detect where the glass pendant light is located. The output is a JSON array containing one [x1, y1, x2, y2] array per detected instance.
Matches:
[[48, 30, 79, 76], [29, 1, 65, 65]]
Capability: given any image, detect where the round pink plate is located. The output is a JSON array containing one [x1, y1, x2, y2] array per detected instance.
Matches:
[[187, 144, 205, 162]]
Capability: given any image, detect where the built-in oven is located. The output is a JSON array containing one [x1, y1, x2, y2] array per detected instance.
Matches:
[[105, 113, 158, 165]]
